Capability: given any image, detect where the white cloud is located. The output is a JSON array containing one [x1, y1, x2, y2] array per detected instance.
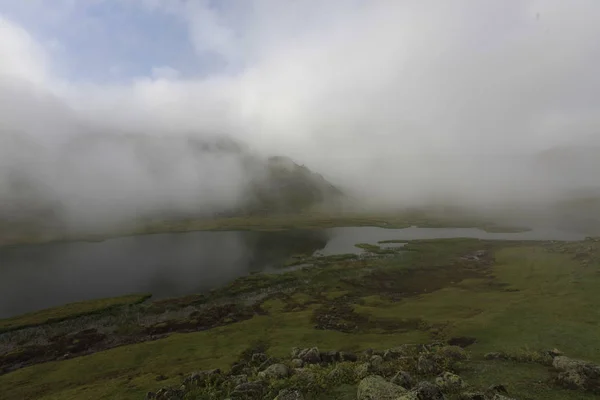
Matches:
[[0, 15, 49, 84], [2, 0, 600, 226]]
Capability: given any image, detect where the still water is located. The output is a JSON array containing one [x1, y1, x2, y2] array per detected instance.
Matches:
[[0, 227, 585, 318]]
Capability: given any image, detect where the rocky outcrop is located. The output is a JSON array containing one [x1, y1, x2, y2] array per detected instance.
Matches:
[[356, 375, 407, 399], [553, 355, 600, 392]]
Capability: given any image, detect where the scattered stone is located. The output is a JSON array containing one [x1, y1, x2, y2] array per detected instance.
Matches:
[[274, 388, 305, 400], [487, 384, 508, 395], [362, 348, 374, 360], [291, 358, 304, 368], [438, 346, 467, 361], [251, 353, 268, 363], [293, 368, 317, 385], [258, 358, 274, 371], [230, 381, 266, 399], [543, 348, 563, 358], [414, 381, 446, 400], [339, 351, 358, 362], [291, 347, 301, 358], [229, 374, 248, 386], [553, 356, 600, 392], [298, 347, 321, 364], [258, 363, 290, 379], [417, 353, 443, 375], [370, 355, 384, 369], [435, 372, 466, 391], [230, 362, 246, 375], [321, 350, 340, 363], [355, 362, 373, 380], [390, 370, 414, 389], [184, 369, 221, 386], [356, 375, 407, 400]]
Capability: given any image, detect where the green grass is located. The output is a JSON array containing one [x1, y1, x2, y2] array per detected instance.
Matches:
[[0, 294, 151, 333], [2, 238, 600, 399], [0, 211, 530, 247]]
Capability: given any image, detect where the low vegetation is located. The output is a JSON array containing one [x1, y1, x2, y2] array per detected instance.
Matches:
[[1, 233, 599, 399]]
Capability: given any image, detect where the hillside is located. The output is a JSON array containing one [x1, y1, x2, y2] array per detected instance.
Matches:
[[0, 134, 344, 244]]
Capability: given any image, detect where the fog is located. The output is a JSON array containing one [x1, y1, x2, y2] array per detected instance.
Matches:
[[1, 1, 600, 233]]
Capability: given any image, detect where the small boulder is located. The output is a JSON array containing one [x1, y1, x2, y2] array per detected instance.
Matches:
[[553, 356, 600, 392], [251, 352, 268, 363], [291, 347, 301, 358], [340, 351, 358, 362], [230, 381, 266, 399], [356, 375, 407, 400], [370, 355, 384, 369], [328, 365, 353, 384], [321, 350, 340, 363], [291, 358, 304, 368], [229, 374, 248, 386], [230, 362, 247, 375], [258, 363, 290, 379], [274, 388, 305, 400], [299, 347, 321, 364], [437, 346, 467, 361], [414, 381, 446, 400], [355, 362, 372, 380], [435, 372, 466, 392], [417, 354, 443, 375], [391, 370, 414, 389]]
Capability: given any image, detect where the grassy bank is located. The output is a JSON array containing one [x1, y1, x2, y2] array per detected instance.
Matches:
[[1, 237, 599, 399]]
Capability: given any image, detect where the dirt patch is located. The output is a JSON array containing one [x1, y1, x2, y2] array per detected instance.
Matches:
[[0, 304, 260, 375]]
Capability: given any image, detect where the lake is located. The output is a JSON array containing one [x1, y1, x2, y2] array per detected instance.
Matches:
[[0, 226, 586, 318]]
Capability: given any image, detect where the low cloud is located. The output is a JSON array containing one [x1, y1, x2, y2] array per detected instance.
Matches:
[[1, 1, 600, 232]]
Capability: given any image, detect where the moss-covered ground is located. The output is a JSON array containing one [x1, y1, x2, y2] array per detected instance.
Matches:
[[1, 234, 599, 399]]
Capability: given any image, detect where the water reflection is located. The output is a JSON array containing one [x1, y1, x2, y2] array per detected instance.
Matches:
[[0, 226, 585, 318]]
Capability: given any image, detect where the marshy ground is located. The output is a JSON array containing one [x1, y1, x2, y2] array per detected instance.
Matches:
[[1, 217, 600, 399]]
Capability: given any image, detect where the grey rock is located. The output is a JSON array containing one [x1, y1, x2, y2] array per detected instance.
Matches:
[[321, 350, 340, 363], [231, 381, 266, 399], [356, 375, 407, 399], [487, 384, 508, 395], [391, 370, 414, 389], [258, 357, 274, 371], [230, 362, 246, 375], [417, 354, 443, 375], [251, 353, 268, 363], [229, 374, 248, 386], [553, 356, 600, 391], [370, 355, 384, 369], [291, 358, 304, 368], [291, 347, 301, 358], [340, 351, 358, 362], [437, 346, 467, 361], [435, 372, 466, 391], [414, 381, 446, 400], [355, 362, 372, 380], [275, 388, 305, 400], [298, 347, 321, 364], [258, 363, 290, 379], [185, 369, 221, 386]]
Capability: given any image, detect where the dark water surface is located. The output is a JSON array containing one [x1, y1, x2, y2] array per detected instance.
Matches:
[[0, 227, 585, 318]]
